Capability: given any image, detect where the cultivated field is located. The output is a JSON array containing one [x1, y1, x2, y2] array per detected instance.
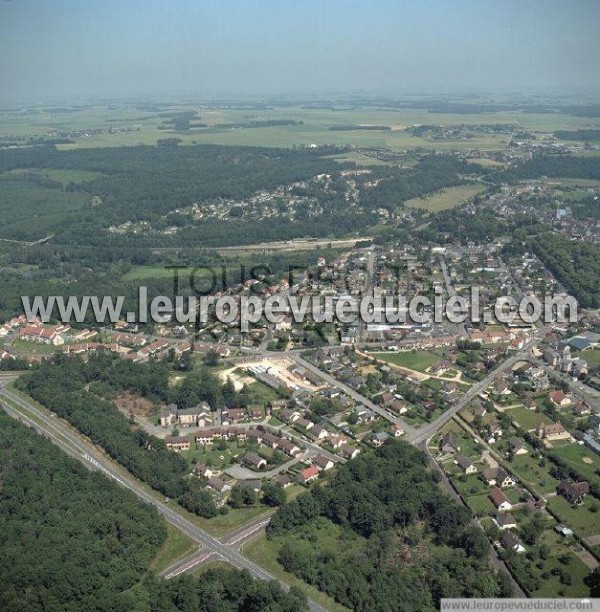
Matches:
[[405, 184, 486, 211]]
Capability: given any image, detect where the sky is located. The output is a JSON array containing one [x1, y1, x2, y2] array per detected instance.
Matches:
[[1, 0, 599, 100]]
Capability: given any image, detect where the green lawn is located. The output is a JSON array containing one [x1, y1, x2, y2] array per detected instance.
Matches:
[[465, 493, 497, 516], [547, 496, 600, 538], [451, 473, 488, 497], [582, 349, 600, 368], [505, 406, 551, 431], [12, 339, 61, 355], [149, 524, 197, 574], [187, 440, 249, 469], [373, 350, 442, 373], [510, 454, 560, 494]]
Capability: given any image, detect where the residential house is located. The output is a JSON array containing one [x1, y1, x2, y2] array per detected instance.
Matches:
[[509, 437, 528, 456], [160, 404, 179, 427], [311, 425, 329, 440], [297, 465, 320, 484], [225, 408, 246, 423], [440, 432, 460, 454], [271, 474, 292, 488], [501, 532, 526, 554], [278, 438, 301, 456], [391, 424, 405, 437], [313, 454, 335, 471], [548, 390, 572, 409], [494, 513, 517, 530], [490, 487, 512, 511], [165, 436, 190, 452], [206, 477, 231, 493], [339, 443, 360, 460], [557, 480, 590, 505], [538, 422, 572, 442], [482, 467, 515, 488], [371, 432, 390, 447], [243, 452, 267, 470], [456, 455, 477, 474], [178, 407, 202, 427], [193, 464, 213, 479], [555, 524, 574, 537]]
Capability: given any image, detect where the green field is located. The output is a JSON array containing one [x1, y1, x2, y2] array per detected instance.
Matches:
[[12, 339, 61, 355], [465, 492, 496, 516], [547, 496, 600, 537], [4, 103, 600, 151], [510, 453, 560, 494], [581, 349, 600, 368], [149, 524, 196, 574], [192, 506, 272, 538], [405, 184, 485, 212], [506, 406, 552, 431], [552, 443, 600, 485], [373, 350, 442, 372]]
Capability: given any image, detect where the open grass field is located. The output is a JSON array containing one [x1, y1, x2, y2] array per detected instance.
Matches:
[[551, 443, 600, 485], [405, 184, 485, 212], [373, 349, 442, 372], [465, 492, 496, 516], [149, 524, 196, 574]]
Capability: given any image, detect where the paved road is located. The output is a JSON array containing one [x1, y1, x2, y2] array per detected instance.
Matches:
[[0, 385, 327, 612], [439, 255, 469, 338]]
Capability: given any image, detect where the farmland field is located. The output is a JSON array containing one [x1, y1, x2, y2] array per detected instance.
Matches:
[[4, 103, 600, 151], [405, 184, 485, 211]]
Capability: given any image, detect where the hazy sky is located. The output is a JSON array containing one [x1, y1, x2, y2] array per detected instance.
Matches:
[[1, 0, 599, 100]]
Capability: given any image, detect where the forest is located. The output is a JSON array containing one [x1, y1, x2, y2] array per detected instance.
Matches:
[[497, 155, 600, 183], [0, 410, 307, 611], [266, 440, 512, 611], [530, 232, 600, 308]]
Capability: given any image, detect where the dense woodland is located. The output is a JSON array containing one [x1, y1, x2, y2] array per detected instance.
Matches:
[[530, 232, 600, 308], [497, 155, 600, 183], [266, 440, 512, 611], [0, 411, 307, 611]]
